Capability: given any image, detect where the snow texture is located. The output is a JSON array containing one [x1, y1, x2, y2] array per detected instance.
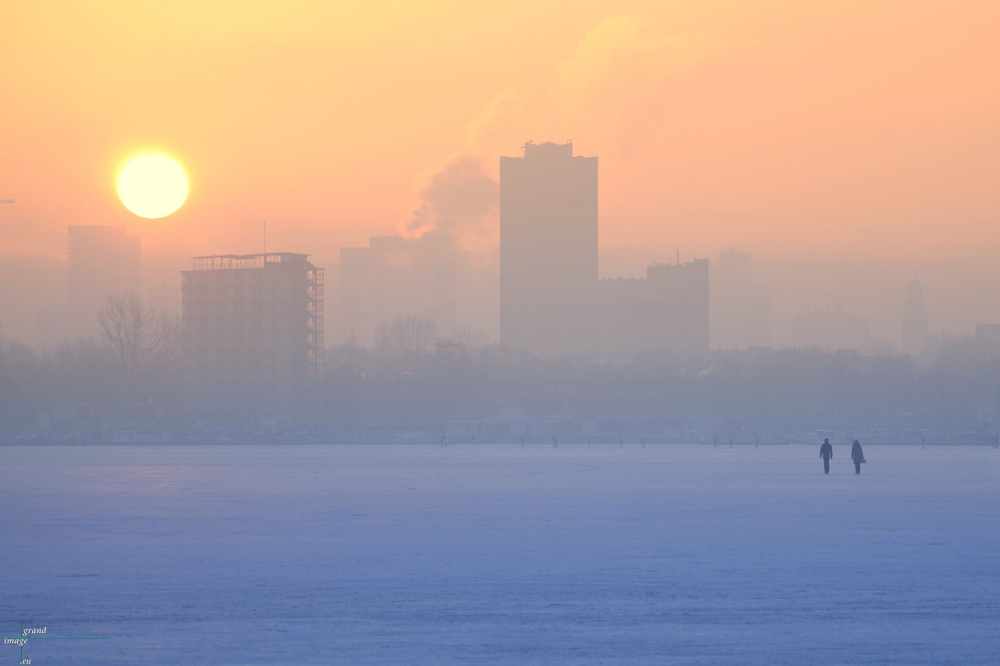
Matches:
[[2, 444, 999, 665]]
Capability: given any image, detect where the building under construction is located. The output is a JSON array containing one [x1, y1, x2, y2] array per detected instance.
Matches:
[[181, 253, 324, 419]]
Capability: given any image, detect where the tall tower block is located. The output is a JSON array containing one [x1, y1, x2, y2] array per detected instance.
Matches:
[[499, 141, 598, 355], [181, 253, 323, 420]]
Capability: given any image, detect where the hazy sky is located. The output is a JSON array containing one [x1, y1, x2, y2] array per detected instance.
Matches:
[[2, 1, 998, 271]]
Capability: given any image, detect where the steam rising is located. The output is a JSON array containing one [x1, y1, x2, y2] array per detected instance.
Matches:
[[401, 154, 498, 247]]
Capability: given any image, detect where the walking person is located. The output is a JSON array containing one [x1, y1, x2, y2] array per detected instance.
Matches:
[[851, 439, 866, 474], [820, 438, 833, 474]]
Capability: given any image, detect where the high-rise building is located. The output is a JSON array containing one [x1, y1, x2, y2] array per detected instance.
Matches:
[[181, 253, 323, 419], [710, 249, 771, 349], [337, 235, 457, 345], [596, 260, 710, 352], [645, 260, 710, 350], [67, 225, 141, 326], [901, 280, 928, 355], [499, 141, 598, 355]]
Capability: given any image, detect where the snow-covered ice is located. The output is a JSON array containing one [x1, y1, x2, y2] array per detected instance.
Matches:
[[2, 444, 999, 664]]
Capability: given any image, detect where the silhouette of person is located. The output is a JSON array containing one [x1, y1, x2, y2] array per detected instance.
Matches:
[[851, 439, 865, 474], [820, 438, 833, 474]]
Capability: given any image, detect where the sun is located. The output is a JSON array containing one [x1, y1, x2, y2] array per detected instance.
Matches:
[[118, 154, 188, 219]]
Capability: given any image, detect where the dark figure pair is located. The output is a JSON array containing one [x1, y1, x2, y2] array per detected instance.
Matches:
[[819, 438, 865, 474]]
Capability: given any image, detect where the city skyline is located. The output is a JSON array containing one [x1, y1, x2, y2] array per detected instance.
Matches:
[[0, 6, 1000, 666], [2, 2, 997, 264], [0, 1, 998, 364], [0, 197, 992, 354], [3, 3, 1000, 350], [3, 6, 1000, 663]]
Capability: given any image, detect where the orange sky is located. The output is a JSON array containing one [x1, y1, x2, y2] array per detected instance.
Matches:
[[1, 0, 999, 271]]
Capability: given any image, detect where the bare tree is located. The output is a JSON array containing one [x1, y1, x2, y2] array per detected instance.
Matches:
[[374, 315, 437, 354], [97, 291, 176, 402]]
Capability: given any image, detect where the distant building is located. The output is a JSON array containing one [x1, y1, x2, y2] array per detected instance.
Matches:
[[337, 235, 457, 345], [900, 280, 928, 355], [67, 225, 141, 328], [711, 249, 770, 349], [500, 141, 598, 355], [597, 260, 710, 352], [792, 304, 871, 352], [498, 141, 711, 356], [181, 253, 323, 419]]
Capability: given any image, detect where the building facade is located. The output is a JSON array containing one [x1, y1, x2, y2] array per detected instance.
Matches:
[[596, 260, 710, 353], [710, 249, 771, 349], [338, 235, 457, 345], [499, 141, 598, 355], [181, 253, 323, 418], [498, 141, 710, 356]]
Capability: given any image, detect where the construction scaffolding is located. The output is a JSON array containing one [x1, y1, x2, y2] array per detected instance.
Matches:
[[181, 253, 324, 419], [307, 265, 324, 380]]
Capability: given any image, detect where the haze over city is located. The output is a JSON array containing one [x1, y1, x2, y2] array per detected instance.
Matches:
[[2, 3, 1000, 665], [2, 1, 1000, 347]]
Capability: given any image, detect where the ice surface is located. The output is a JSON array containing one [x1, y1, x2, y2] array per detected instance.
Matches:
[[2, 444, 999, 665]]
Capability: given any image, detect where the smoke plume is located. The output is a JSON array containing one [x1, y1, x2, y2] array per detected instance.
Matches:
[[401, 154, 498, 247]]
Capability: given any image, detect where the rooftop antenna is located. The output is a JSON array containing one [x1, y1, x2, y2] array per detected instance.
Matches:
[[676, 248, 680, 265], [263, 220, 267, 254]]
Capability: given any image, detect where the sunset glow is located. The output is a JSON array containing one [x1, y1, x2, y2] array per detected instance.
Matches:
[[3, 5, 1000, 661], [117, 155, 188, 219], [2, 1, 1000, 343]]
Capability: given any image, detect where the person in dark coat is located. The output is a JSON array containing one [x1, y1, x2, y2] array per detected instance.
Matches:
[[851, 440, 865, 474], [820, 438, 833, 474]]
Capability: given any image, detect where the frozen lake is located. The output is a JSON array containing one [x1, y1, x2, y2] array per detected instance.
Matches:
[[2, 444, 999, 664]]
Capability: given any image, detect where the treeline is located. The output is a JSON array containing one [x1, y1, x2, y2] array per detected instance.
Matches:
[[321, 317, 1000, 438], [2, 308, 1000, 438], [0, 293, 182, 430]]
